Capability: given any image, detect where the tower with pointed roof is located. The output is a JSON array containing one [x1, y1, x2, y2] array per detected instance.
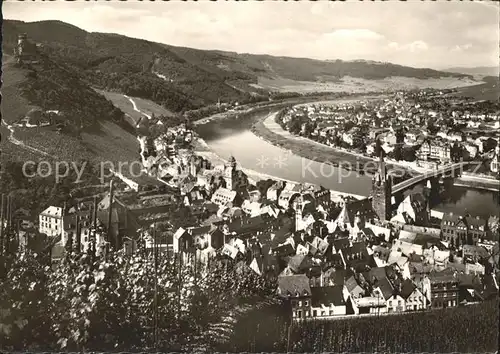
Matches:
[[371, 154, 392, 221]]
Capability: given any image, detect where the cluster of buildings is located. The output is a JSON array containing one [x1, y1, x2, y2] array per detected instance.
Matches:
[[278, 91, 500, 174], [23, 89, 498, 321], [35, 132, 499, 320]]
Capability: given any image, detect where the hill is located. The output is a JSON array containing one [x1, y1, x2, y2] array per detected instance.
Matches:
[[1, 50, 140, 165], [3, 19, 480, 113], [444, 66, 499, 77]]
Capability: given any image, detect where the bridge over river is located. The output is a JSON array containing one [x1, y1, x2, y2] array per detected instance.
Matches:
[[391, 161, 481, 195]]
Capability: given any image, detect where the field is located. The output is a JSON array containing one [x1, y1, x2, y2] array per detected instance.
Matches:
[[12, 121, 140, 165], [226, 299, 499, 353], [1, 55, 38, 123], [252, 75, 481, 93], [453, 76, 499, 102], [96, 89, 177, 126]]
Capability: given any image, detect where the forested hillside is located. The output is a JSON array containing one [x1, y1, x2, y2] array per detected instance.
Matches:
[[3, 19, 476, 115]]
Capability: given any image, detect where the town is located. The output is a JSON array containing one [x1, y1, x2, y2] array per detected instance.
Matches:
[[4, 91, 498, 324], [276, 91, 500, 176], [1, 3, 499, 352]]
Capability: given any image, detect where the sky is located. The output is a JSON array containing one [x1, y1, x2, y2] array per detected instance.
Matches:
[[3, 0, 499, 69]]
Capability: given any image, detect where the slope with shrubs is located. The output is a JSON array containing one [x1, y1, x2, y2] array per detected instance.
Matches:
[[3, 19, 477, 116]]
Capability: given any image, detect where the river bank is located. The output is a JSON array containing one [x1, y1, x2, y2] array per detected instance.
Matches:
[[455, 173, 500, 192], [194, 140, 366, 201], [251, 108, 499, 193]]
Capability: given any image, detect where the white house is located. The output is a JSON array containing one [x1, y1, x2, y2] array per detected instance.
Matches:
[[39, 206, 64, 238], [211, 187, 237, 207], [399, 279, 427, 311], [310, 286, 347, 318]]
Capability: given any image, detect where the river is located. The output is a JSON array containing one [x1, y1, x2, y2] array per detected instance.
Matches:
[[196, 108, 500, 220]]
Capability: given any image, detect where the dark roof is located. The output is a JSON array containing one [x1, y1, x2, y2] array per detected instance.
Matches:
[[332, 237, 350, 252], [273, 243, 295, 257], [288, 254, 317, 273], [311, 285, 345, 307], [278, 274, 311, 298], [375, 276, 394, 300], [345, 199, 378, 226], [365, 267, 387, 284], [441, 212, 461, 224], [408, 193, 427, 212], [399, 278, 417, 299], [428, 270, 458, 284], [228, 214, 273, 235], [345, 276, 363, 293], [322, 253, 344, 270], [341, 241, 370, 270]]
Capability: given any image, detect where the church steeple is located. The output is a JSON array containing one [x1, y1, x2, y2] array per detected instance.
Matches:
[[371, 154, 392, 221]]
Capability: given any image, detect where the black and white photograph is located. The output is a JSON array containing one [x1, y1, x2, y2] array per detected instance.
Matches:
[[0, 0, 499, 352]]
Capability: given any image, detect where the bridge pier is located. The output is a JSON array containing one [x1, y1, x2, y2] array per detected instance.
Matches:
[[442, 176, 455, 192]]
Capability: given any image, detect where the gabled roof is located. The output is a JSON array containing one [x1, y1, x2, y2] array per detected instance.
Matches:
[[311, 285, 345, 307], [288, 254, 317, 273], [345, 276, 363, 293], [173, 227, 187, 240], [344, 199, 378, 226], [278, 274, 312, 298], [399, 278, 417, 299], [332, 237, 350, 252], [375, 276, 394, 300]]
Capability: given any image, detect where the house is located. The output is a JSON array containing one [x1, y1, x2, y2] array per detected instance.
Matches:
[[287, 254, 321, 277], [462, 244, 490, 261], [399, 278, 426, 311], [190, 224, 225, 251], [277, 274, 312, 320], [310, 285, 347, 318], [39, 206, 64, 238], [371, 245, 391, 267], [172, 227, 194, 253], [417, 139, 451, 161], [351, 296, 387, 315], [395, 193, 428, 225], [334, 199, 378, 232], [424, 270, 460, 309], [441, 213, 487, 248], [211, 187, 237, 207], [341, 241, 371, 272], [343, 275, 365, 301], [392, 238, 424, 258]]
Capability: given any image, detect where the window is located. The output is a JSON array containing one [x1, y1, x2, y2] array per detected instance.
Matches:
[[292, 311, 296, 318], [313, 310, 317, 317], [297, 310, 302, 318], [305, 311, 310, 317], [304, 301, 308, 307], [321, 311, 326, 316], [388, 300, 392, 306], [398, 300, 401, 306], [298, 300, 302, 307]]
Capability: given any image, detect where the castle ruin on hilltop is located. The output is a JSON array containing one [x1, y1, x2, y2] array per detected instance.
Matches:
[[13, 33, 40, 65]]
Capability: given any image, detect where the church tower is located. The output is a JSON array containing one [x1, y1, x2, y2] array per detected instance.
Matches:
[[223, 156, 237, 191], [293, 194, 304, 232], [371, 154, 392, 221]]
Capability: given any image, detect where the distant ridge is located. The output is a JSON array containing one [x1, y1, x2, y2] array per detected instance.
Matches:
[[444, 66, 499, 77]]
